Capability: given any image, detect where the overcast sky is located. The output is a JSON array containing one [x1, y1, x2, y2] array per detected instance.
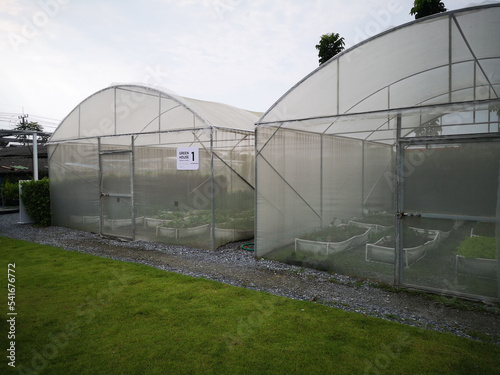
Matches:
[[0, 0, 494, 131]]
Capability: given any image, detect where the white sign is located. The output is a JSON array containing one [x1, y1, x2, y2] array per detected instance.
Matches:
[[176, 147, 199, 170]]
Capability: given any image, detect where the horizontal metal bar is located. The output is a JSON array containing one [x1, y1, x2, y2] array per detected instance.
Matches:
[[411, 212, 496, 223], [400, 132, 500, 145], [257, 98, 500, 127], [101, 193, 132, 198], [48, 126, 253, 145], [99, 149, 132, 155]]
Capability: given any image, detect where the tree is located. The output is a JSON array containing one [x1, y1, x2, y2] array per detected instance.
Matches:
[[315, 33, 345, 65], [410, 0, 447, 19], [414, 118, 442, 138], [14, 114, 48, 146]]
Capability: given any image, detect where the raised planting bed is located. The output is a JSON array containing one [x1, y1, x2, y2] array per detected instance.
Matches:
[[70, 215, 101, 226], [214, 212, 254, 244], [144, 217, 172, 228], [407, 217, 455, 237], [157, 223, 211, 239], [349, 212, 394, 233], [295, 224, 371, 258], [366, 228, 441, 268], [70, 215, 146, 230], [103, 217, 145, 230], [153, 209, 254, 243], [152, 210, 211, 240], [456, 236, 497, 279]]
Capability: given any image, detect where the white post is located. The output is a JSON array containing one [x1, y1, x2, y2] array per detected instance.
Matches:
[[33, 132, 38, 181]]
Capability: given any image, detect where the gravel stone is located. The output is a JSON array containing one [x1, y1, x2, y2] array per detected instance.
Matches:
[[1, 212, 499, 344]]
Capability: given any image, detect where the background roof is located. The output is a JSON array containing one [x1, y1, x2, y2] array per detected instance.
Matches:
[[258, 4, 500, 142], [49, 84, 260, 142]]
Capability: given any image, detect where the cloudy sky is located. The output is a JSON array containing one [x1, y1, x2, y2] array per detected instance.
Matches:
[[0, 0, 494, 132]]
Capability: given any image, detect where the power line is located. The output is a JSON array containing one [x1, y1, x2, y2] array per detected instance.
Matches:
[[0, 112, 60, 132]]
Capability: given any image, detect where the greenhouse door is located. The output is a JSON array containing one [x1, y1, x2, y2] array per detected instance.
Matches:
[[99, 137, 135, 240], [397, 138, 500, 301]]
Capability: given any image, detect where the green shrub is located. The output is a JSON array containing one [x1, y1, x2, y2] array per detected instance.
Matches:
[[457, 236, 496, 259], [1, 180, 19, 205], [20, 178, 51, 226]]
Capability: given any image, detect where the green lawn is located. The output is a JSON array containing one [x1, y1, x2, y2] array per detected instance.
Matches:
[[1, 236, 499, 374]]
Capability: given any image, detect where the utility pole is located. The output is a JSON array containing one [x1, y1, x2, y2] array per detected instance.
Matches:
[[17, 114, 30, 146]]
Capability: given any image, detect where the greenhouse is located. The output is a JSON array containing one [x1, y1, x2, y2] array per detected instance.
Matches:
[[48, 84, 257, 250], [255, 4, 500, 301]]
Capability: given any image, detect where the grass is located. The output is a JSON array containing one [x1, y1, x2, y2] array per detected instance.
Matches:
[[1, 236, 500, 374]]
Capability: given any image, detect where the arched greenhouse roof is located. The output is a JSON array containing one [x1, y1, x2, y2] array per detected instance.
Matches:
[[257, 4, 500, 143], [49, 84, 260, 143]]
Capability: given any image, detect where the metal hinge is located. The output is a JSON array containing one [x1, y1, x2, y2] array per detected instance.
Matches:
[[397, 212, 421, 219]]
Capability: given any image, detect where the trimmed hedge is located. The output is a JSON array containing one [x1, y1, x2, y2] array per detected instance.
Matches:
[[20, 178, 51, 226], [1, 179, 19, 205]]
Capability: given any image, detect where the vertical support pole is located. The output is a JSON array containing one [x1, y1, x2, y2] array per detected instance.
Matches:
[[210, 129, 216, 250], [254, 127, 258, 257], [361, 140, 365, 216], [320, 133, 323, 227], [0, 177, 4, 208], [158, 93, 161, 144], [395, 113, 404, 286], [98, 138, 103, 235], [496, 160, 500, 301], [336, 59, 340, 115], [131, 136, 136, 240], [114, 87, 117, 135], [448, 15, 452, 104], [33, 132, 38, 181]]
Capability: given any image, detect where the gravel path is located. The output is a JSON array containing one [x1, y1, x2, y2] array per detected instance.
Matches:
[[1, 212, 499, 344]]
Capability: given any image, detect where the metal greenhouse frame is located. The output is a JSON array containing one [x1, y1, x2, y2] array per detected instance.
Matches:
[[255, 5, 500, 302], [48, 84, 257, 250]]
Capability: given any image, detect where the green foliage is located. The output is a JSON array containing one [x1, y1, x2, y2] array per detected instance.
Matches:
[[1, 237, 500, 374], [216, 209, 254, 230], [301, 224, 366, 242], [410, 0, 447, 19], [1, 180, 19, 205], [156, 209, 254, 230], [457, 236, 496, 259], [20, 177, 51, 226], [14, 115, 49, 145], [315, 32, 345, 65]]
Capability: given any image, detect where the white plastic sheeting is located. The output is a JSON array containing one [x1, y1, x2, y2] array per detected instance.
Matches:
[[48, 84, 257, 249], [256, 5, 500, 301]]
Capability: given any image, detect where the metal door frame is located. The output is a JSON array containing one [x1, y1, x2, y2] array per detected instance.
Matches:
[[98, 136, 135, 240], [395, 117, 500, 286]]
